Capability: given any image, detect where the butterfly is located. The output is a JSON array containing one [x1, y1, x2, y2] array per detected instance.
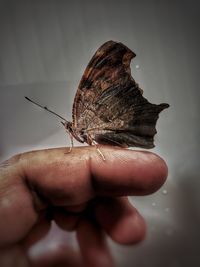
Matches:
[[26, 41, 169, 157]]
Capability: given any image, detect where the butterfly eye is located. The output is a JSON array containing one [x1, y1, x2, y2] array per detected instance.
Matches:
[[79, 129, 86, 136]]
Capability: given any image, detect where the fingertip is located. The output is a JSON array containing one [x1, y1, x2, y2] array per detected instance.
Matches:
[[142, 152, 168, 194], [114, 209, 146, 245], [90, 147, 168, 196], [108, 210, 146, 245], [95, 198, 146, 245]]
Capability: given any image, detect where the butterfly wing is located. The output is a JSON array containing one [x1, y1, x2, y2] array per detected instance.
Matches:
[[72, 40, 169, 148]]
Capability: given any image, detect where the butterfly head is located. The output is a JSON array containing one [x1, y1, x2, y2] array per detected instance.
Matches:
[[62, 121, 85, 143]]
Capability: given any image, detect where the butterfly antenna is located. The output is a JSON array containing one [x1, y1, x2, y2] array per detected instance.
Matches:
[[25, 96, 67, 121]]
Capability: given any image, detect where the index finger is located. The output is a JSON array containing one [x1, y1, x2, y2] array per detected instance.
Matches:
[[19, 146, 167, 206]]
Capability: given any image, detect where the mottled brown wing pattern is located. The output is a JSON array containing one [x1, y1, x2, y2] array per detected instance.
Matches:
[[72, 40, 169, 148], [72, 41, 135, 127]]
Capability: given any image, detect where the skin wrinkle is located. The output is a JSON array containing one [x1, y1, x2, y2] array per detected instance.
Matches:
[[21, 166, 49, 214], [90, 148, 125, 195], [21, 148, 95, 209], [0, 157, 28, 210], [1, 155, 47, 230], [91, 148, 127, 196], [88, 151, 100, 195], [0, 153, 48, 246], [0, 153, 22, 170]]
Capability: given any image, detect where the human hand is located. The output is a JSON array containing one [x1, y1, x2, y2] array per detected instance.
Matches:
[[0, 146, 167, 267]]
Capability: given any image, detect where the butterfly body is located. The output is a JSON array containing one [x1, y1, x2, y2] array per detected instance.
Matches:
[[64, 40, 169, 149]]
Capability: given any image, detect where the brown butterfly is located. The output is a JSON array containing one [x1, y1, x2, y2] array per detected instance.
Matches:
[[26, 41, 169, 157]]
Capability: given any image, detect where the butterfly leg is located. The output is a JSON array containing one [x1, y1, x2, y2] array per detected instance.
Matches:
[[87, 135, 105, 161], [64, 131, 74, 154], [93, 140, 106, 161]]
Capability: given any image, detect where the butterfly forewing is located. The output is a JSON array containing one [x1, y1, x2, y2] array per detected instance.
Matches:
[[72, 41, 134, 126]]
